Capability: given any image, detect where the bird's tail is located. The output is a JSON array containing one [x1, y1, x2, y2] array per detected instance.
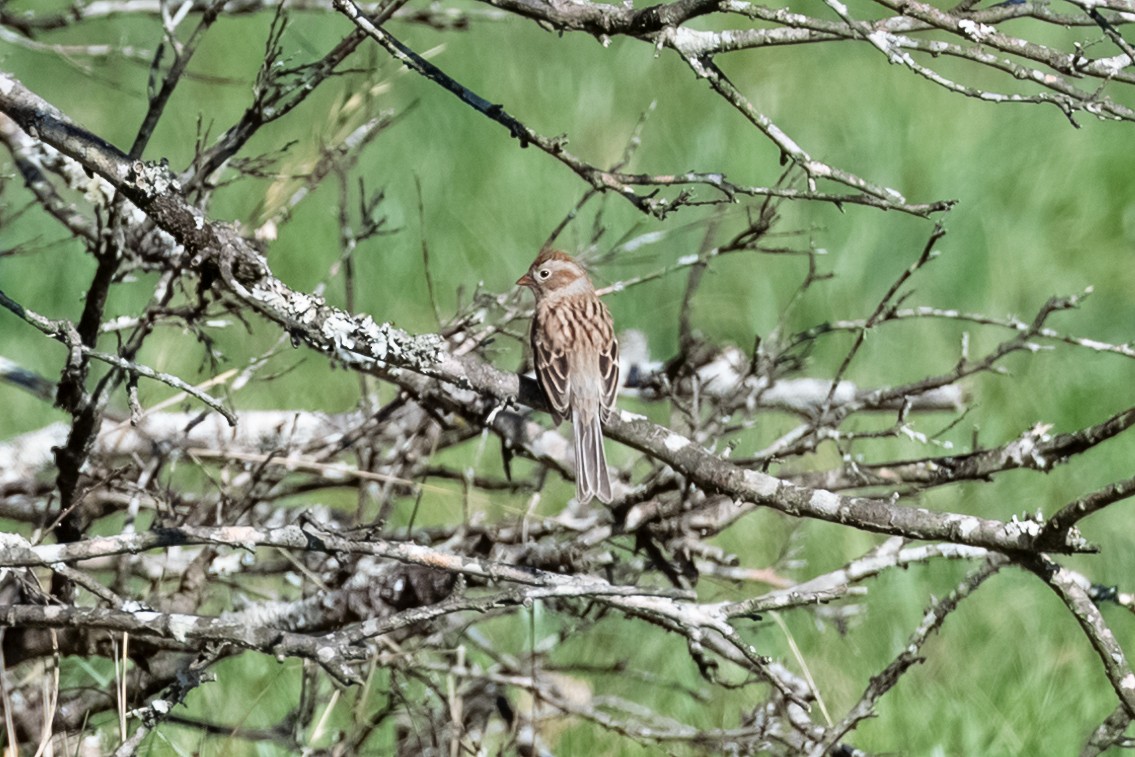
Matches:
[[574, 406, 612, 504]]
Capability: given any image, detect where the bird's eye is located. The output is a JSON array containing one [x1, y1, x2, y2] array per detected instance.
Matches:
[[537, 269, 551, 280]]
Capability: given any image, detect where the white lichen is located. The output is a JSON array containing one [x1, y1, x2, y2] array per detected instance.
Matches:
[[809, 489, 841, 516], [958, 19, 995, 41]]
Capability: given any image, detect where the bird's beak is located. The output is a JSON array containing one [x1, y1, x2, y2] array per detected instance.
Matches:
[[516, 273, 533, 288]]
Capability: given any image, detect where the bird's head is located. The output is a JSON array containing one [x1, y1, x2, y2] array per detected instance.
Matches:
[[516, 249, 593, 298]]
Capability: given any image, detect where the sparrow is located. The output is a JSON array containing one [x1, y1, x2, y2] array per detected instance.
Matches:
[[517, 249, 619, 504]]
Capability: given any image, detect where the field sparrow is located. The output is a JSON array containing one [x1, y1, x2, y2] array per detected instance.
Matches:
[[517, 249, 619, 504]]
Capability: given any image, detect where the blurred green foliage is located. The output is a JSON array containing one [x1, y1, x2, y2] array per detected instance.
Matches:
[[2, 0, 1134, 753]]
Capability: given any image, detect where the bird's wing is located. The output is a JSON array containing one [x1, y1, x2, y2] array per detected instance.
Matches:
[[532, 312, 571, 425], [598, 303, 620, 424]]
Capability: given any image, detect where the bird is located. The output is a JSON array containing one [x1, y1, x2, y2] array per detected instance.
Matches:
[[516, 249, 619, 504]]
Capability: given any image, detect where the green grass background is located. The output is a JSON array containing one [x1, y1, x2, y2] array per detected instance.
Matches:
[[2, 1, 1134, 753]]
